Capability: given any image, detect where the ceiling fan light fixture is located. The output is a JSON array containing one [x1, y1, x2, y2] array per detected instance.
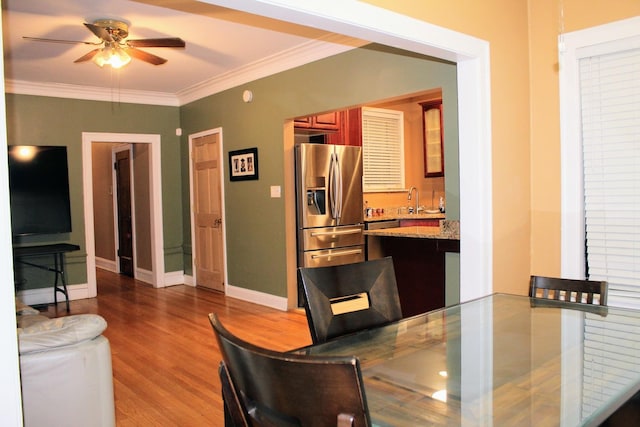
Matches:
[[93, 44, 131, 69], [26, 18, 182, 67], [110, 48, 131, 69]]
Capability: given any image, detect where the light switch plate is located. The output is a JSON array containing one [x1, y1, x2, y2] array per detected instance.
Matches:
[[270, 185, 281, 198]]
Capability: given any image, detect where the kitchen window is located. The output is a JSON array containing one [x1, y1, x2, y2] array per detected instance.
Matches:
[[361, 107, 405, 192]]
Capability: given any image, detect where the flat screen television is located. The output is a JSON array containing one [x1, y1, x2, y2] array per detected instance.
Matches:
[[8, 145, 72, 236]]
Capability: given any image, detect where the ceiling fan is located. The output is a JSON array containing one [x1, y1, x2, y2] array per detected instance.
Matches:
[[24, 19, 186, 68]]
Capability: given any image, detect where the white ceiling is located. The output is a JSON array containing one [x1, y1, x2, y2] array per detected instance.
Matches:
[[2, 0, 364, 105]]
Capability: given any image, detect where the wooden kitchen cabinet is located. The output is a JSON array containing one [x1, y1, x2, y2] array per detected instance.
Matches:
[[296, 108, 362, 146], [421, 100, 445, 177], [325, 108, 362, 146], [345, 108, 362, 146], [294, 112, 340, 131], [380, 237, 459, 317]]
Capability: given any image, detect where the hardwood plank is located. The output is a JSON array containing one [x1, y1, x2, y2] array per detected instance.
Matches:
[[38, 268, 312, 426]]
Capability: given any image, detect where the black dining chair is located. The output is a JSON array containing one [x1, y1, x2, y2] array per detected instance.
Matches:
[[298, 256, 402, 344], [209, 313, 371, 427], [218, 360, 249, 427], [529, 275, 608, 306]]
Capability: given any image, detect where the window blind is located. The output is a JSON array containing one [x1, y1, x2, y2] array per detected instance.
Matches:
[[361, 107, 404, 192], [580, 47, 640, 309], [582, 312, 640, 418]]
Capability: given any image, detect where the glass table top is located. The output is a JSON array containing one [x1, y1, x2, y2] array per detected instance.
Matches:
[[297, 294, 640, 426]]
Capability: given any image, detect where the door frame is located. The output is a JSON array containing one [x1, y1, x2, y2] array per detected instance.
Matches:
[[82, 132, 165, 296], [202, 0, 493, 303], [188, 128, 228, 290], [112, 144, 137, 277]]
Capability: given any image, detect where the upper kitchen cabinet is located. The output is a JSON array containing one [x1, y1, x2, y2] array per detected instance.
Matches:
[[295, 109, 362, 146], [326, 109, 362, 146], [294, 112, 340, 132], [420, 100, 444, 177]]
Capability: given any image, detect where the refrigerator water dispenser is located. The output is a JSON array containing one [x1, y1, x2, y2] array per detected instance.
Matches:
[[306, 189, 326, 215]]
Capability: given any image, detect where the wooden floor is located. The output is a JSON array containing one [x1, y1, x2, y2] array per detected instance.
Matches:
[[39, 269, 312, 426]]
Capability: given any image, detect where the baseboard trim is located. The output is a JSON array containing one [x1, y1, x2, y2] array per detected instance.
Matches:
[[17, 273, 286, 312], [95, 257, 117, 272], [183, 274, 195, 287], [225, 283, 288, 311], [135, 268, 154, 285], [17, 283, 92, 307], [164, 270, 185, 287]]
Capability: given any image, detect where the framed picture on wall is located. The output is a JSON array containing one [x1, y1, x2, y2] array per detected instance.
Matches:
[[229, 147, 259, 181]]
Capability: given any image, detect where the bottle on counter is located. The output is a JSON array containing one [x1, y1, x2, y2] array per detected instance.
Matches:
[[439, 196, 445, 213], [365, 201, 373, 218]]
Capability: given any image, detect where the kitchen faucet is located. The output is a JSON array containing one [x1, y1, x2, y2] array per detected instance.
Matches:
[[407, 186, 419, 214]]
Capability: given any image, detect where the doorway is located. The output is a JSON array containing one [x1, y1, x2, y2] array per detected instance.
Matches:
[[113, 146, 135, 277], [189, 128, 226, 292], [82, 132, 166, 298]]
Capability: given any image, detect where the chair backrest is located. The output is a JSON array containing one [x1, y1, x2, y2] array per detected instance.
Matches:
[[298, 257, 402, 344], [209, 313, 371, 427], [529, 275, 608, 306]]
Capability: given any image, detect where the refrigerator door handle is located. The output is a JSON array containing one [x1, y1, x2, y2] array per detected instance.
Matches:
[[335, 151, 343, 221], [329, 152, 338, 219], [310, 248, 363, 259], [310, 229, 362, 237]]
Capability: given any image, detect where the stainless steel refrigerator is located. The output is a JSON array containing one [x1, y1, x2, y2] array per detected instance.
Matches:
[[295, 143, 364, 270]]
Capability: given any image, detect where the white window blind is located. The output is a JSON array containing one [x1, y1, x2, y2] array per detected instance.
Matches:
[[582, 312, 640, 418], [361, 107, 405, 192], [580, 46, 640, 309]]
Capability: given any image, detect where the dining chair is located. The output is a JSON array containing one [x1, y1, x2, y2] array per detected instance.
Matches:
[[298, 256, 402, 344], [209, 313, 371, 427], [529, 275, 608, 306], [218, 361, 249, 427]]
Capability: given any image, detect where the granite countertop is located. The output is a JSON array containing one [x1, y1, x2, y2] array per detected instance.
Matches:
[[363, 220, 460, 240]]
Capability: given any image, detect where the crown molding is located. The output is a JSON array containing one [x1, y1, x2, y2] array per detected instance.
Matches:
[[176, 34, 364, 105], [5, 35, 364, 107], [4, 80, 180, 106]]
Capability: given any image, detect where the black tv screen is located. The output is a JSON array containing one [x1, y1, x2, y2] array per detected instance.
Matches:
[[8, 145, 72, 236]]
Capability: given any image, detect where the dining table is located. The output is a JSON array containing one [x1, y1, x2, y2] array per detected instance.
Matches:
[[295, 293, 640, 426]]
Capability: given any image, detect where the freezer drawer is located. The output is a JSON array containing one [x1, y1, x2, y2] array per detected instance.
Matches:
[[300, 225, 364, 251], [300, 246, 365, 268]]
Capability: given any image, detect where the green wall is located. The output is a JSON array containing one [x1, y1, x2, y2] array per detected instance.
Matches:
[[180, 44, 459, 298], [6, 95, 183, 287], [6, 44, 459, 301]]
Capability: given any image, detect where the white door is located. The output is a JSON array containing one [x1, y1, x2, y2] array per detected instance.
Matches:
[[192, 133, 224, 291]]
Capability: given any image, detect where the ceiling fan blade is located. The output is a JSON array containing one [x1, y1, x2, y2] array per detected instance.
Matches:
[[23, 36, 101, 46], [83, 22, 113, 42], [126, 38, 186, 48], [126, 48, 167, 65], [74, 49, 100, 63]]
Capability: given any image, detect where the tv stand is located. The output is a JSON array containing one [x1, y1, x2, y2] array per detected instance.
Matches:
[[13, 243, 80, 312]]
